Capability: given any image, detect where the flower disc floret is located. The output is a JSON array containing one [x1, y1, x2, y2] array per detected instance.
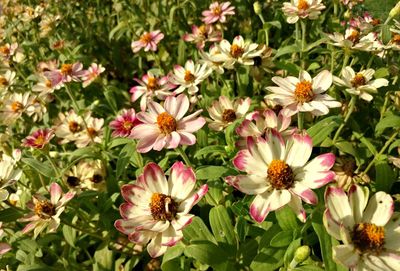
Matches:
[[351, 73, 367, 88], [150, 193, 178, 221], [298, 0, 309, 10], [157, 112, 177, 134], [267, 160, 295, 189], [230, 44, 244, 58], [294, 80, 314, 103], [352, 223, 385, 253], [34, 200, 56, 219], [222, 109, 237, 123]]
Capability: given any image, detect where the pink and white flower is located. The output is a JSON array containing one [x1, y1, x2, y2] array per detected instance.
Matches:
[[0, 222, 11, 255], [22, 128, 54, 149], [265, 70, 341, 116], [328, 28, 381, 52], [207, 96, 251, 131], [44, 62, 85, 87], [109, 109, 141, 137], [202, 1, 235, 24], [74, 114, 104, 148], [130, 71, 175, 111], [226, 131, 335, 223], [324, 185, 400, 270], [131, 94, 206, 153], [114, 162, 208, 258], [282, 0, 326, 24], [199, 45, 227, 74], [182, 24, 222, 49], [131, 30, 164, 53], [53, 109, 84, 144], [19, 183, 75, 239], [0, 149, 22, 201], [81, 63, 105, 88], [169, 60, 211, 95]]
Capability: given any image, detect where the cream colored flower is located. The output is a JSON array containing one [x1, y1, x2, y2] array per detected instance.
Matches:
[[282, 0, 326, 24]]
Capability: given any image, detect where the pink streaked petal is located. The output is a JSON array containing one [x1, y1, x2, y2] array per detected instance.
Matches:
[[178, 184, 208, 214], [141, 163, 168, 194], [178, 117, 206, 133], [131, 124, 159, 139], [225, 175, 269, 195], [290, 182, 318, 205], [161, 226, 183, 246], [249, 193, 271, 223], [177, 131, 196, 146], [115, 219, 137, 235], [136, 112, 157, 124], [128, 230, 154, 245], [121, 184, 145, 204], [323, 209, 342, 240], [303, 153, 336, 172], [233, 146, 268, 176], [324, 186, 355, 228], [171, 214, 194, 231], [165, 132, 180, 149], [297, 170, 335, 189], [264, 109, 278, 128], [169, 162, 196, 201], [332, 245, 359, 269], [362, 191, 393, 226], [153, 134, 168, 150], [264, 130, 285, 161], [130, 87, 145, 102], [147, 233, 167, 258], [285, 133, 313, 168], [288, 195, 306, 222], [58, 191, 75, 206], [147, 101, 165, 115], [348, 184, 369, 223], [50, 183, 62, 205], [21, 221, 37, 234], [0, 243, 11, 255], [267, 189, 292, 211]]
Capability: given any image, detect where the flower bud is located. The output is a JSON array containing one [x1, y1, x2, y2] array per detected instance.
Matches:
[[253, 2, 262, 15], [389, 1, 400, 18], [294, 245, 311, 263]]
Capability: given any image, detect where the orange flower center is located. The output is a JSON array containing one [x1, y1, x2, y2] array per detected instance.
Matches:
[[294, 80, 314, 103], [45, 80, 52, 88], [0, 76, 8, 86], [61, 64, 73, 75], [68, 121, 81, 133], [351, 73, 366, 88], [267, 160, 295, 189], [184, 70, 196, 83], [198, 25, 207, 36], [147, 77, 158, 90], [352, 223, 385, 252], [87, 127, 97, 138], [0, 46, 10, 55], [212, 6, 222, 16], [222, 109, 237, 123], [122, 120, 133, 131], [347, 30, 360, 44], [140, 33, 153, 44], [149, 193, 178, 221], [297, 0, 309, 10], [34, 200, 56, 219], [34, 134, 45, 146], [230, 44, 244, 58], [11, 101, 23, 112], [157, 112, 177, 134], [392, 34, 400, 45]]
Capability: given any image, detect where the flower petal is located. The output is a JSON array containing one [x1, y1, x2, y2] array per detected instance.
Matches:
[[362, 191, 393, 226]]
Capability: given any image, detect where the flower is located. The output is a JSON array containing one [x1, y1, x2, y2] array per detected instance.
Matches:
[[324, 185, 400, 270], [0, 149, 22, 201], [131, 94, 206, 153], [202, 1, 235, 24], [333, 66, 389, 102], [0, 70, 16, 92], [131, 30, 164, 53], [44, 62, 85, 87], [64, 159, 106, 192], [81, 63, 105, 88], [114, 162, 208, 258], [332, 157, 370, 190], [74, 114, 104, 148], [218, 36, 265, 69], [282, 0, 326, 24], [53, 109, 84, 144], [19, 183, 75, 238], [22, 128, 54, 149], [0, 222, 11, 255], [207, 96, 251, 131], [109, 109, 140, 137], [328, 29, 381, 52], [199, 45, 227, 74], [265, 70, 341, 116], [226, 131, 335, 223], [182, 24, 222, 49], [130, 71, 175, 111], [0, 92, 30, 125], [25, 96, 47, 122], [32, 74, 58, 97], [169, 60, 211, 95]]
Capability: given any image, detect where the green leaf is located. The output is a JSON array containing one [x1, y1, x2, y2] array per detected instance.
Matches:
[[116, 142, 136, 178], [275, 45, 301, 58], [21, 158, 55, 178], [375, 160, 395, 192], [375, 114, 400, 135], [307, 116, 343, 146], [183, 217, 217, 244], [209, 206, 237, 250], [284, 238, 302, 267], [162, 243, 184, 267], [270, 230, 294, 247], [250, 247, 286, 271], [62, 225, 76, 248], [93, 244, 113, 271], [353, 132, 378, 155], [235, 216, 248, 242], [335, 141, 356, 157], [108, 138, 134, 149], [184, 240, 233, 270], [275, 206, 298, 231], [294, 265, 325, 271], [194, 146, 226, 158], [264, 21, 282, 29], [195, 166, 232, 180], [374, 67, 390, 78], [0, 207, 24, 222]]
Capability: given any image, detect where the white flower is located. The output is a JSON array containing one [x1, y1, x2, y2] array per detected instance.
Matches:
[[324, 185, 400, 270], [282, 0, 326, 24], [74, 114, 104, 148], [53, 109, 84, 144], [0, 70, 16, 93], [0, 92, 30, 125], [265, 70, 341, 116], [199, 45, 228, 75], [169, 60, 211, 95], [328, 28, 382, 52], [0, 149, 22, 201]]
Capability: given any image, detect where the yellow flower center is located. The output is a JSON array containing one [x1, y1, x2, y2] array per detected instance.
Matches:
[[34, 134, 45, 146], [222, 109, 237, 123], [61, 64, 73, 75], [147, 77, 158, 90], [0, 76, 8, 86], [352, 223, 385, 252], [351, 73, 366, 88], [140, 33, 153, 44], [34, 200, 56, 219], [230, 44, 244, 58], [294, 80, 314, 103], [0, 46, 10, 55], [157, 112, 177, 134], [122, 120, 133, 131], [212, 6, 222, 16], [184, 70, 196, 83], [68, 121, 80, 133], [198, 25, 207, 36], [149, 193, 178, 221], [45, 80, 52, 88], [267, 160, 295, 189], [347, 30, 360, 44], [87, 127, 97, 138], [11, 101, 23, 112], [297, 0, 309, 10], [392, 34, 400, 45]]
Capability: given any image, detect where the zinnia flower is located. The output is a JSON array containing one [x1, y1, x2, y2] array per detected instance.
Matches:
[[324, 185, 400, 270], [182, 24, 222, 49], [265, 70, 341, 116], [19, 183, 75, 238], [131, 94, 206, 153], [131, 30, 164, 53], [0, 92, 30, 125], [53, 109, 84, 144], [109, 109, 140, 137], [282, 0, 326, 24], [202, 1, 235, 24], [328, 29, 380, 52], [0, 149, 22, 201], [22, 128, 54, 149], [169, 60, 211, 95], [44, 62, 85, 86], [226, 131, 335, 223], [333, 66, 389, 102], [74, 114, 104, 148], [207, 96, 251, 131], [81, 63, 105, 88], [332, 157, 370, 190], [114, 162, 208, 258]]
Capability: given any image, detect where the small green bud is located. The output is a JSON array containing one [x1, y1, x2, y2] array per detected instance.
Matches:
[[253, 2, 262, 15], [294, 245, 311, 263], [389, 1, 400, 18]]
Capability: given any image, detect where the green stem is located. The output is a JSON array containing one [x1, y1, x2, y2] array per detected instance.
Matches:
[[177, 147, 192, 168], [341, 51, 350, 71], [380, 93, 390, 120], [363, 130, 400, 174], [297, 112, 304, 131], [332, 96, 357, 144], [44, 153, 61, 179]]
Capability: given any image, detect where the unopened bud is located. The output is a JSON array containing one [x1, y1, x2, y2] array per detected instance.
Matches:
[[389, 1, 400, 18], [253, 2, 262, 15], [294, 245, 310, 263]]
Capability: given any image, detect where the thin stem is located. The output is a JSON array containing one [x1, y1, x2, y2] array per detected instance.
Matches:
[[380, 93, 390, 121], [300, 20, 307, 68], [177, 147, 192, 168], [341, 51, 350, 71], [44, 153, 61, 179], [363, 130, 400, 174], [332, 96, 357, 144], [297, 112, 304, 131]]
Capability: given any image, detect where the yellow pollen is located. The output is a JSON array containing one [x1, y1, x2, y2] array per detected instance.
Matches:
[[34, 134, 45, 146], [230, 44, 244, 58], [212, 6, 222, 16], [0, 46, 10, 55], [184, 70, 196, 82], [392, 34, 400, 45], [198, 25, 207, 36], [61, 64, 73, 75], [140, 33, 153, 44], [122, 120, 133, 130], [87, 127, 97, 138], [267, 160, 295, 189], [0, 76, 8, 86], [11, 101, 23, 112], [147, 77, 158, 90], [352, 223, 385, 252], [149, 193, 177, 221], [222, 109, 237, 123], [297, 0, 309, 10], [68, 121, 80, 133], [34, 200, 56, 219], [351, 73, 366, 88], [157, 112, 177, 134], [347, 30, 360, 44], [45, 80, 52, 88], [294, 80, 314, 103]]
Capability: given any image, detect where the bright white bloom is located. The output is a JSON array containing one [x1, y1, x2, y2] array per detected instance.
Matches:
[[64, 160, 106, 192], [324, 185, 400, 270], [265, 70, 341, 116], [0, 92, 30, 125], [25, 96, 47, 122], [114, 162, 208, 258], [0, 149, 22, 201], [226, 131, 335, 223], [74, 114, 104, 148], [328, 28, 381, 52], [199, 45, 227, 74], [334, 66, 389, 102], [0, 70, 16, 92], [207, 96, 251, 131], [54, 109, 84, 144], [218, 36, 265, 69], [282, 0, 326, 24], [169, 60, 211, 95]]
